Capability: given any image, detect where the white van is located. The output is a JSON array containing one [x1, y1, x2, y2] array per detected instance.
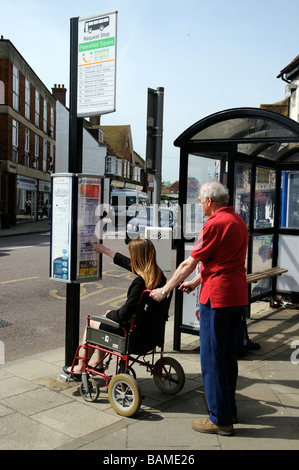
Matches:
[[110, 189, 150, 223]]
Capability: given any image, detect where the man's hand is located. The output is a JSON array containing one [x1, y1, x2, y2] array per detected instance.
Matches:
[[178, 281, 194, 294]]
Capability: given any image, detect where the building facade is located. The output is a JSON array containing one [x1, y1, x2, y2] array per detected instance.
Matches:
[[96, 124, 152, 200], [0, 38, 56, 227]]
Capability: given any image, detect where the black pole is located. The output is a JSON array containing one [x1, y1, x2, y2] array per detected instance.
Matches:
[[65, 17, 83, 366]]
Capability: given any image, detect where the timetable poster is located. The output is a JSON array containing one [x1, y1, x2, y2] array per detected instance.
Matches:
[[50, 176, 72, 281], [77, 176, 102, 281], [182, 244, 201, 331]]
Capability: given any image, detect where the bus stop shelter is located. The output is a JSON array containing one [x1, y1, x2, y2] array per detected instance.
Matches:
[[173, 107, 299, 350]]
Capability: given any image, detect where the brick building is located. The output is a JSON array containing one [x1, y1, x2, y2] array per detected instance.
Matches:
[[0, 38, 56, 227]]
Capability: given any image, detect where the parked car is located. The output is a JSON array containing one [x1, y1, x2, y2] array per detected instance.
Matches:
[[110, 189, 149, 225], [126, 206, 176, 243]]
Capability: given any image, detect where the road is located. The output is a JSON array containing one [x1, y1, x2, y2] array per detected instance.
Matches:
[[0, 233, 133, 362], [0, 233, 176, 363]]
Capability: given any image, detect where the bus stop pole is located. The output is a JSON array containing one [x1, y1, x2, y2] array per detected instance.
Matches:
[[153, 87, 164, 226], [65, 17, 83, 366]]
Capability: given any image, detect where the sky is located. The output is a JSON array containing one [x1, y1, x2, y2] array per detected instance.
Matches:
[[2, 0, 299, 183]]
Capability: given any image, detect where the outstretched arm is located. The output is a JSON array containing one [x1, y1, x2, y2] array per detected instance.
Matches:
[[90, 241, 115, 259], [150, 256, 198, 301]]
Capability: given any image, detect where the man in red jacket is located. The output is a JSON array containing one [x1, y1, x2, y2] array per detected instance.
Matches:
[[151, 181, 249, 436]]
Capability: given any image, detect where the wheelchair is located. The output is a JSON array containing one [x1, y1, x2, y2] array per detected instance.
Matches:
[[67, 290, 185, 417]]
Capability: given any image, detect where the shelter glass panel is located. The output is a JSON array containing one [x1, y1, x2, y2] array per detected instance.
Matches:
[[283, 150, 299, 162], [251, 234, 273, 297], [254, 167, 276, 228], [191, 117, 298, 142], [187, 154, 221, 205], [281, 171, 299, 228], [234, 163, 251, 227], [185, 154, 223, 238], [277, 235, 299, 292]]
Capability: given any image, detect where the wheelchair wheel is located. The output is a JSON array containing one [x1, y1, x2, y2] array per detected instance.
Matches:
[[153, 357, 185, 395], [118, 365, 136, 380], [108, 373, 142, 417], [80, 377, 99, 402]]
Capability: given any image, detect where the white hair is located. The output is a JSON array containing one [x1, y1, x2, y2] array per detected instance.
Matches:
[[200, 181, 229, 205]]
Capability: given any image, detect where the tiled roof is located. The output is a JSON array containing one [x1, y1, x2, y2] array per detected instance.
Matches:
[[100, 125, 132, 157], [260, 98, 289, 117]]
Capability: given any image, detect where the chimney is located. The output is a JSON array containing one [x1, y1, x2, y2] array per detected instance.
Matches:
[[90, 116, 101, 125], [52, 84, 67, 106]]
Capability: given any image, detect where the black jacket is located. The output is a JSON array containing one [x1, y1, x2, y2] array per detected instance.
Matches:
[[106, 252, 166, 326]]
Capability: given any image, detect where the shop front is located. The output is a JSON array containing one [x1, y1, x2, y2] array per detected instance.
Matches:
[[17, 175, 37, 221]]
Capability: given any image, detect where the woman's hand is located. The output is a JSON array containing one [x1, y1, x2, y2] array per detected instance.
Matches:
[[90, 241, 105, 253], [90, 241, 115, 259], [150, 288, 166, 302]]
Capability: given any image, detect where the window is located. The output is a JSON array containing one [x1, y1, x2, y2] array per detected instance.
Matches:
[[98, 128, 104, 143], [106, 156, 116, 174], [133, 166, 141, 182], [43, 138, 47, 172], [49, 143, 54, 172], [123, 160, 127, 179], [116, 158, 122, 177], [35, 90, 40, 127], [50, 107, 54, 137], [43, 100, 47, 133], [34, 135, 39, 168], [13, 65, 19, 111], [127, 161, 130, 179], [25, 79, 30, 120], [24, 128, 30, 166], [12, 119, 19, 162]]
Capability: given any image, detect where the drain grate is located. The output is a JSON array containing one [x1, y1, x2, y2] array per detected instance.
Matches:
[[0, 320, 12, 328]]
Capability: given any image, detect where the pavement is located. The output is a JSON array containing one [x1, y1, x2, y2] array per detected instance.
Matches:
[[1, 220, 299, 452], [0, 217, 50, 237]]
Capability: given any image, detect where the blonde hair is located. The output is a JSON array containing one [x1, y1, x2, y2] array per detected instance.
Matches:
[[128, 239, 162, 290]]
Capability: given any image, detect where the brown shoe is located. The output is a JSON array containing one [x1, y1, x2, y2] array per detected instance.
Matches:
[[192, 418, 234, 436]]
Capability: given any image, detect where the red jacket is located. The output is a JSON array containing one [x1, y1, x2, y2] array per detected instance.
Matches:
[[190, 207, 249, 308]]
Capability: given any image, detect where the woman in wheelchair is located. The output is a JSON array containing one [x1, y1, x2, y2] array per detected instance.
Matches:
[[63, 238, 167, 378]]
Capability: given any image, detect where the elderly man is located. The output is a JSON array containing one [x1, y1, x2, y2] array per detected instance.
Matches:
[[150, 181, 249, 436]]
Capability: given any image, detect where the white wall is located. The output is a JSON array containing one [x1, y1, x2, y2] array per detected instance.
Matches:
[[55, 101, 106, 176]]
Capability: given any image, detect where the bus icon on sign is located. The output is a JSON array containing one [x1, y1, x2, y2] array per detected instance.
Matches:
[[84, 16, 110, 34]]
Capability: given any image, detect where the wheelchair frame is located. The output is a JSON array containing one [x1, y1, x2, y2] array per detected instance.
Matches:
[[68, 290, 185, 417]]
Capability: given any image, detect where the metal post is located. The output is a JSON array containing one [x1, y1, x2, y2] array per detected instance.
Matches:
[[153, 87, 164, 226], [65, 17, 83, 366]]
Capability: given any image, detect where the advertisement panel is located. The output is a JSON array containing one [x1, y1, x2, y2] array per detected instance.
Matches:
[[77, 11, 118, 117]]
